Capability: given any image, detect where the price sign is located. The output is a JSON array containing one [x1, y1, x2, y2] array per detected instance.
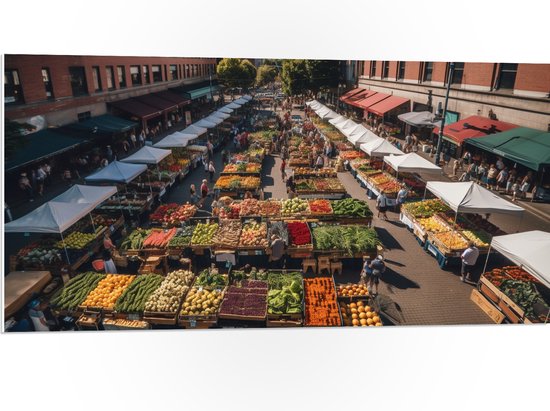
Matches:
[[190, 318, 197, 328]]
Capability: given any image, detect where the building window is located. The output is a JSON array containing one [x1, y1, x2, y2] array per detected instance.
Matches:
[[117, 66, 127, 88], [4, 69, 24, 104], [397, 61, 406, 80], [186, 64, 190, 78], [130, 65, 141, 86], [164, 65, 168, 82], [152, 65, 162, 82], [179, 64, 182, 79], [68, 66, 88, 97], [77, 111, 91, 122], [106, 66, 115, 90], [382, 61, 390, 79], [497, 63, 518, 90], [143, 65, 150, 84], [41, 68, 54, 99], [450, 62, 464, 85], [370, 61, 376, 78], [170, 64, 178, 80], [92, 66, 102, 91], [423, 62, 433, 82]]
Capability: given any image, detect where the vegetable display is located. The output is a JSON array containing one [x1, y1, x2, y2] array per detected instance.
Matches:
[[211, 220, 241, 248], [180, 288, 224, 316], [168, 226, 195, 248], [150, 203, 196, 226], [219, 281, 268, 319], [81, 274, 136, 309], [331, 198, 372, 218], [401, 199, 450, 218], [258, 200, 282, 217], [304, 278, 341, 326], [340, 300, 383, 327], [499, 280, 549, 320], [287, 221, 311, 246], [114, 275, 164, 313], [120, 229, 151, 250], [281, 198, 309, 216], [195, 268, 229, 287], [239, 198, 261, 216], [18, 243, 62, 266], [50, 272, 106, 310], [312, 225, 379, 255], [55, 231, 97, 249], [240, 221, 268, 247], [142, 228, 177, 248], [267, 272, 303, 315], [308, 199, 333, 215], [144, 270, 194, 313], [191, 222, 219, 246]]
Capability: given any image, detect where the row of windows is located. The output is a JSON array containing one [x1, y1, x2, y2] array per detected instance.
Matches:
[[367, 62, 518, 90], [5, 63, 216, 104]]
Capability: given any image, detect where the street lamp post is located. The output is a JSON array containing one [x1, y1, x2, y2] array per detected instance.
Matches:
[[434, 62, 455, 166]]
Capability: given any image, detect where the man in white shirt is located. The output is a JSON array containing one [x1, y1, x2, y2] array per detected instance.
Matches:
[[376, 190, 389, 220], [460, 241, 479, 283]]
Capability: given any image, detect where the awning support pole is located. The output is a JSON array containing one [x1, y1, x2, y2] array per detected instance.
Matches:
[[481, 244, 492, 275], [89, 213, 97, 232], [60, 231, 71, 265]]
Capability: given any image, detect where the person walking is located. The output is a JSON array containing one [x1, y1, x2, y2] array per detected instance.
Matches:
[[200, 179, 209, 207], [520, 172, 533, 199], [280, 158, 286, 182], [189, 184, 199, 205], [496, 167, 508, 192], [376, 190, 389, 220], [138, 130, 145, 147], [367, 255, 386, 296], [359, 257, 373, 286], [511, 178, 522, 202], [18, 172, 34, 202], [460, 241, 479, 283], [208, 160, 216, 182]]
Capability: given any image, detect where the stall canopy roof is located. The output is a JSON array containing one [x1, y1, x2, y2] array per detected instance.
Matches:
[[153, 133, 193, 148], [346, 124, 369, 140], [183, 85, 219, 100], [464, 127, 550, 171], [5, 201, 96, 234], [234, 97, 248, 105], [491, 231, 550, 288], [53, 184, 117, 207], [120, 146, 172, 165], [355, 92, 391, 109], [204, 115, 224, 125], [328, 116, 348, 128], [360, 138, 405, 156], [135, 94, 178, 112], [226, 102, 242, 109], [340, 88, 364, 101], [66, 114, 137, 134], [211, 111, 231, 120], [432, 115, 519, 146], [182, 124, 207, 136], [426, 181, 524, 215], [384, 153, 442, 173], [85, 160, 147, 183], [109, 99, 161, 120], [398, 111, 438, 128], [155, 90, 190, 106], [315, 106, 339, 120], [194, 118, 218, 129], [349, 129, 380, 146], [217, 106, 234, 114], [242, 95, 253, 101], [342, 89, 375, 106], [5, 129, 88, 172], [367, 95, 409, 116]]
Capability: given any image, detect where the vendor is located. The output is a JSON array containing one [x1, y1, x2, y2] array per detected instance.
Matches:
[[244, 191, 253, 200], [268, 233, 286, 269], [103, 232, 116, 252], [28, 299, 51, 332]]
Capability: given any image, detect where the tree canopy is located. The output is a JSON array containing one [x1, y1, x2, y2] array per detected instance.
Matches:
[[256, 64, 278, 87], [217, 58, 257, 89], [281, 59, 342, 96], [281, 60, 310, 96]]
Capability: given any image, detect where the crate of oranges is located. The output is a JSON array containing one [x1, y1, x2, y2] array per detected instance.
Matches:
[[336, 283, 370, 299], [80, 274, 136, 312], [339, 300, 383, 327]]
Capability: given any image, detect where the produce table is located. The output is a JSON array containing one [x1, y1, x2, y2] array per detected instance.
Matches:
[[292, 167, 337, 178], [97, 192, 153, 217], [4, 271, 52, 318]]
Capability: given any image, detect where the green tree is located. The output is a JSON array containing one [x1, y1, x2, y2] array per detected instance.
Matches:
[[306, 60, 341, 96], [281, 59, 310, 96], [256, 64, 277, 87], [5, 119, 35, 160], [217, 58, 257, 89]]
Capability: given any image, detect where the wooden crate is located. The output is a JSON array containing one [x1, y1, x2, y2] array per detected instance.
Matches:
[[266, 318, 302, 327], [498, 298, 522, 324], [143, 311, 177, 326], [478, 276, 502, 305], [470, 289, 505, 324]]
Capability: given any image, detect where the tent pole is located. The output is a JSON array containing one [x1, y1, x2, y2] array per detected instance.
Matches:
[[89, 213, 97, 232], [60, 231, 71, 265], [481, 244, 491, 275], [423, 187, 427, 200]]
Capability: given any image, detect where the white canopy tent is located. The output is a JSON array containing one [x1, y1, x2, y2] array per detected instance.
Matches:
[[360, 138, 405, 157], [204, 115, 224, 126], [346, 124, 368, 140], [182, 124, 208, 136], [153, 133, 193, 148], [120, 146, 172, 165], [486, 231, 550, 289], [425, 181, 525, 215], [217, 106, 234, 114], [242, 95, 253, 101], [398, 111, 438, 128], [384, 153, 442, 175], [336, 119, 359, 133], [349, 129, 380, 146], [194, 118, 217, 129], [234, 97, 248, 105], [328, 116, 348, 128], [211, 111, 231, 120], [53, 184, 117, 206], [85, 161, 147, 184], [315, 107, 339, 120], [226, 102, 242, 109]]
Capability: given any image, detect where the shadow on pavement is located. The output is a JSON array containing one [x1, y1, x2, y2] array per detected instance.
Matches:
[[382, 268, 420, 291], [374, 227, 404, 251]]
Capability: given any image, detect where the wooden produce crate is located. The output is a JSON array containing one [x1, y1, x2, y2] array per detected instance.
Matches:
[[478, 276, 502, 305], [102, 318, 150, 330], [470, 289, 506, 324], [142, 310, 178, 326], [427, 232, 466, 258], [266, 318, 302, 327], [177, 286, 226, 328], [498, 298, 523, 324]]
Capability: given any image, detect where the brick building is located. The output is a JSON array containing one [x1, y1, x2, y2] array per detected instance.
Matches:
[[4, 54, 218, 129], [353, 61, 550, 131]]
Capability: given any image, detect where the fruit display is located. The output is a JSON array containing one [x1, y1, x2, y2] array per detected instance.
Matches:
[[114, 275, 164, 313], [149, 203, 196, 226], [484, 266, 539, 288], [179, 288, 225, 317], [190, 222, 219, 246], [144, 270, 194, 313], [258, 200, 282, 217], [50, 272, 106, 311], [55, 231, 97, 249], [240, 221, 268, 248], [281, 198, 309, 216], [401, 199, 450, 218], [81, 274, 136, 309], [267, 272, 303, 315], [167, 226, 195, 248], [308, 199, 333, 215], [312, 225, 380, 255], [436, 211, 475, 230], [293, 167, 337, 178], [195, 268, 229, 287], [304, 277, 341, 326], [268, 221, 289, 245], [339, 300, 383, 327], [103, 318, 149, 329], [238, 198, 261, 216], [338, 150, 364, 161], [312, 178, 345, 192], [465, 214, 507, 236], [295, 179, 315, 191], [92, 214, 118, 228], [120, 228, 151, 250], [215, 175, 260, 190], [287, 221, 312, 247], [142, 227, 177, 248], [432, 231, 468, 251], [219, 282, 269, 319], [222, 163, 261, 174], [211, 220, 242, 248], [218, 202, 241, 219], [331, 198, 373, 218], [417, 216, 451, 233], [461, 229, 491, 248], [377, 180, 402, 194], [337, 283, 370, 298]]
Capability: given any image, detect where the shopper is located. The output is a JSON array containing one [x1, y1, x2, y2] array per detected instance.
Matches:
[[397, 185, 408, 211], [376, 190, 389, 220], [367, 255, 386, 296], [200, 179, 209, 207], [103, 232, 116, 252], [280, 158, 287, 182], [102, 249, 117, 274], [208, 161, 216, 182], [505, 174, 515, 195], [189, 184, 199, 205], [487, 164, 498, 190], [18, 172, 34, 202], [460, 241, 479, 283], [35, 165, 47, 196], [520, 172, 533, 199], [315, 153, 324, 169], [268, 233, 286, 269], [496, 167, 509, 191], [359, 257, 373, 286], [511, 178, 522, 202]]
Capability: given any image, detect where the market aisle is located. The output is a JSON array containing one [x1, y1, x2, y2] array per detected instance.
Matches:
[[336, 171, 492, 325], [262, 155, 288, 199]]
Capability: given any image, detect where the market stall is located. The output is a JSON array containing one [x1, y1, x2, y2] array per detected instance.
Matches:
[[121, 146, 174, 196], [473, 231, 550, 324], [153, 131, 196, 148]]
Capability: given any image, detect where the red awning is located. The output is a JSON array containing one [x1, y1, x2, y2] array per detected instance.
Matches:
[[135, 94, 178, 112], [109, 99, 162, 120], [155, 90, 191, 107], [340, 88, 364, 101], [433, 115, 519, 146], [344, 90, 376, 107], [355, 92, 391, 109], [367, 96, 410, 116]]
